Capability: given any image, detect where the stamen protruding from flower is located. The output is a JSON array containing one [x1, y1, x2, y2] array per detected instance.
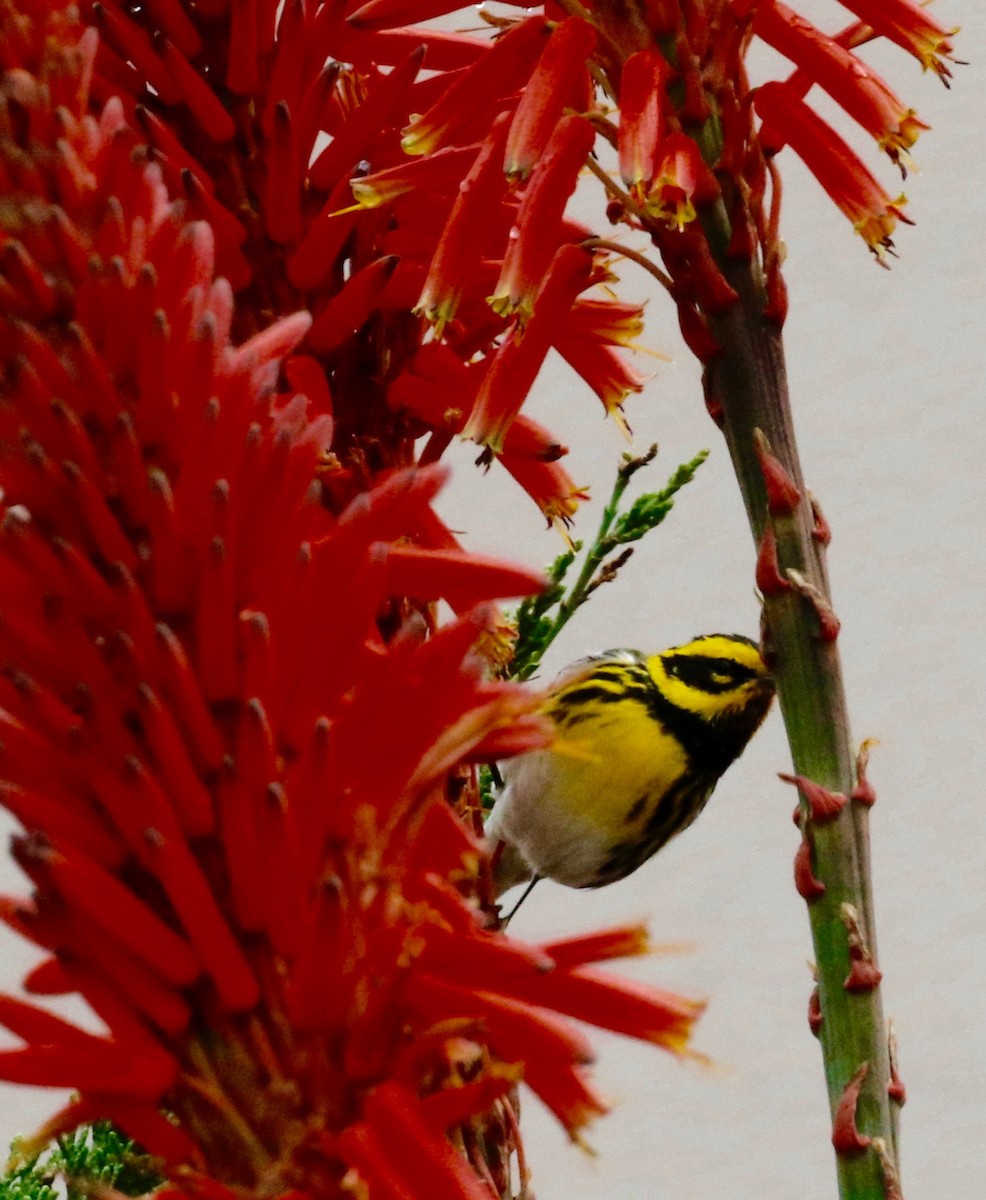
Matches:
[[755, 83, 910, 260], [490, 115, 595, 319], [465, 244, 595, 452], [754, 3, 929, 171], [834, 0, 958, 81], [645, 133, 720, 230]]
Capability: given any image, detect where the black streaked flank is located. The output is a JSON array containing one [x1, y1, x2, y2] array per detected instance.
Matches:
[[552, 679, 652, 727], [624, 793, 650, 824], [600, 777, 711, 885]]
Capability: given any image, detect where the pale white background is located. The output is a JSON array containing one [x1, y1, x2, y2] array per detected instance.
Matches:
[[0, 3, 982, 1198]]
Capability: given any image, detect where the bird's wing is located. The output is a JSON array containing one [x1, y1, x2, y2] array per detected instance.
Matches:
[[547, 648, 645, 691]]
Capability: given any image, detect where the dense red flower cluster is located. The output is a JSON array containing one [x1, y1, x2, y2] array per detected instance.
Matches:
[[0, 0, 955, 1194], [0, 4, 703, 1196], [2, 0, 950, 499], [69, 0, 637, 533]]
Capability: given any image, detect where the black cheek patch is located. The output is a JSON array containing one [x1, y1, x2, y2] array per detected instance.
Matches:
[[662, 653, 758, 694]]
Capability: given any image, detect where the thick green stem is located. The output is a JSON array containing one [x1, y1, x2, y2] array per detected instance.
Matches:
[[703, 252, 896, 1200]]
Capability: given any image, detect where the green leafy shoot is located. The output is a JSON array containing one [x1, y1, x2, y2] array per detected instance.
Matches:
[[2, 1124, 162, 1200], [0, 1155, 57, 1200], [56, 1123, 162, 1198], [510, 445, 708, 682]]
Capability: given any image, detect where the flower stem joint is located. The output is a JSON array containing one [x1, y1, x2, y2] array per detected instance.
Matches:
[[887, 1021, 907, 1107], [780, 773, 847, 823], [755, 524, 790, 597], [793, 835, 826, 902], [753, 429, 801, 516], [831, 1062, 871, 1158], [852, 739, 878, 807], [782, 774, 844, 903], [786, 570, 841, 642], [807, 985, 823, 1037], [841, 903, 883, 994]]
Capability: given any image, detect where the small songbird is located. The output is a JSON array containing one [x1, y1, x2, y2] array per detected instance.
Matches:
[[485, 634, 774, 904]]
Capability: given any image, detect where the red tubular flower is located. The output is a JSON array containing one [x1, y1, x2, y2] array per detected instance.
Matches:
[[384, 546, 547, 612], [538, 925, 651, 967], [506, 965, 704, 1052], [338, 24, 491, 72], [552, 294, 651, 433], [414, 114, 513, 335], [310, 46, 426, 191], [504, 16, 597, 183], [387, 357, 590, 528], [490, 114, 596, 318], [501, 414, 568, 462], [754, 82, 910, 259], [499, 454, 591, 534], [618, 48, 670, 204], [401, 16, 552, 157], [553, 338, 647, 435], [832, 0, 958, 79], [350, 144, 482, 209], [754, 2, 928, 168], [464, 243, 595, 452], [565, 296, 647, 346]]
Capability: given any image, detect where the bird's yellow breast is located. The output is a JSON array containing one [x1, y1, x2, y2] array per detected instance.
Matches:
[[545, 694, 690, 835]]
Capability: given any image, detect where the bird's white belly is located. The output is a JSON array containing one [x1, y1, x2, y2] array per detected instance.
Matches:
[[487, 749, 626, 889]]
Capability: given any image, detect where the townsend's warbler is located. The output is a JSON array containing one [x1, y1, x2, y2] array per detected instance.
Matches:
[[486, 634, 774, 900]]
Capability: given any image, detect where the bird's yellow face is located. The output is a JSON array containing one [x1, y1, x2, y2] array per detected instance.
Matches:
[[644, 634, 774, 724]]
